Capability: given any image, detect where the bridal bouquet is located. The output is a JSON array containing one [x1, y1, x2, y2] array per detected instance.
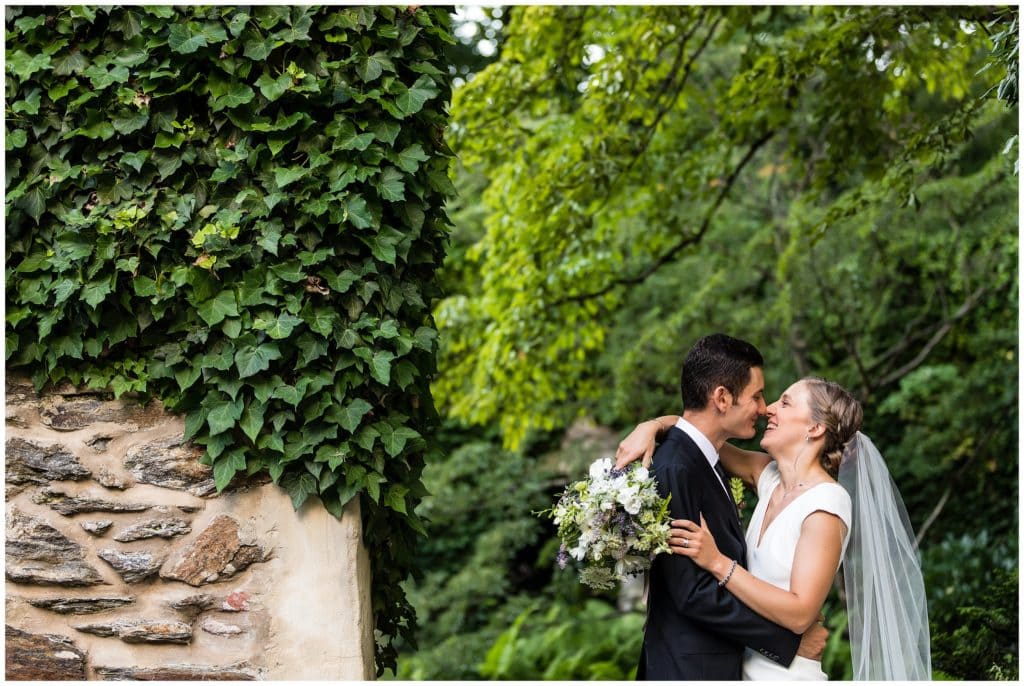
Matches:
[[541, 458, 672, 590]]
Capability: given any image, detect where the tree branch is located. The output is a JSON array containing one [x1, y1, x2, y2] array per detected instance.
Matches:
[[876, 284, 989, 388], [553, 129, 776, 306]]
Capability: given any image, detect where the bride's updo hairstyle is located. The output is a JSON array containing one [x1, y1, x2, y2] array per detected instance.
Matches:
[[801, 377, 863, 478]]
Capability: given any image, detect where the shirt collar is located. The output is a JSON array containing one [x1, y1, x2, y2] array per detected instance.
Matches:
[[675, 417, 720, 469]]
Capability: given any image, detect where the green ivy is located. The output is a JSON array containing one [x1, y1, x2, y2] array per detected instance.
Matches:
[[5, 5, 455, 673]]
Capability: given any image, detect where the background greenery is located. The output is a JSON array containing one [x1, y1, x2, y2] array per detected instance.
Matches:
[[394, 5, 1018, 680]]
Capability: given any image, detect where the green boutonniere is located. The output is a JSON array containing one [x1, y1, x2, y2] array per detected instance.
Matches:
[[729, 476, 746, 510]]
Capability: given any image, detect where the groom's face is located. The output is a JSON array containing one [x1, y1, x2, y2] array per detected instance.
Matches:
[[721, 366, 767, 440]]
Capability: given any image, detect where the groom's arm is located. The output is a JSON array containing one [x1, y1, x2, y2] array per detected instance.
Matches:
[[658, 462, 801, 666]]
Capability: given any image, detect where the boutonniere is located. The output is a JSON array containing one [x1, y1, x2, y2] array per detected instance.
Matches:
[[729, 476, 746, 510]]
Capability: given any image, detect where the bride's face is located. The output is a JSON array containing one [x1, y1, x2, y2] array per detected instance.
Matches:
[[760, 381, 815, 454]]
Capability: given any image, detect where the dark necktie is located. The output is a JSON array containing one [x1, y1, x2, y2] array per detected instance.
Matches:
[[713, 460, 729, 489], [713, 461, 738, 518]]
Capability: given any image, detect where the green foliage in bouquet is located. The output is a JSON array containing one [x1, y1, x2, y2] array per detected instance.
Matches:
[[5, 5, 455, 672]]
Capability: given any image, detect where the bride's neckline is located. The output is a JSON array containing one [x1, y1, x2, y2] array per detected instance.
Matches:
[[755, 476, 835, 549]]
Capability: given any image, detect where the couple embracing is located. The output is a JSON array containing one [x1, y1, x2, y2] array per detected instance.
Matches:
[[615, 334, 930, 681]]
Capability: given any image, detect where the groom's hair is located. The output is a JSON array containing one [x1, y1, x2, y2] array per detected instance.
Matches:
[[681, 333, 764, 410]]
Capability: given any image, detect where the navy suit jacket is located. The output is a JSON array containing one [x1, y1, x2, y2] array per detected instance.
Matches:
[[638, 427, 800, 680]]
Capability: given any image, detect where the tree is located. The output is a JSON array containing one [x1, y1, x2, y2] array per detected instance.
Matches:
[[437, 5, 1012, 447]]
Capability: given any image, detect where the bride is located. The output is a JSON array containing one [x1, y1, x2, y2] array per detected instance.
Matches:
[[616, 376, 931, 680]]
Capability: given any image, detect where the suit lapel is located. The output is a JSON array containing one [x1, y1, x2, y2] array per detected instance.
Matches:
[[668, 428, 745, 543]]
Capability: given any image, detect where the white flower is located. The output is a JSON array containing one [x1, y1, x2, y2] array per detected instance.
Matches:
[[589, 457, 613, 480]]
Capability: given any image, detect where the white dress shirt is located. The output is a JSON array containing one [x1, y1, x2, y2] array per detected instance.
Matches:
[[675, 417, 732, 498]]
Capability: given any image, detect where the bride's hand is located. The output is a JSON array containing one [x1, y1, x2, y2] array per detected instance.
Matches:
[[669, 514, 723, 571], [614, 420, 660, 470]]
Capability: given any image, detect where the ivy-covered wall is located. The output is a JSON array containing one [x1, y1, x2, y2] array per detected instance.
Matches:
[[5, 5, 454, 673]]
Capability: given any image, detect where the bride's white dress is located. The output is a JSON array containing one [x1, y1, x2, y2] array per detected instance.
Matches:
[[741, 462, 852, 681]]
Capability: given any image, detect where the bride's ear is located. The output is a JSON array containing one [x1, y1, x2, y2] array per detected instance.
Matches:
[[807, 423, 826, 440]]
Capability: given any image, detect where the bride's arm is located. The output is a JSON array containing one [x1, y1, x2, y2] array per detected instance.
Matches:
[[615, 416, 770, 489], [718, 442, 771, 491], [676, 513, 846, 633], [614, 415, 679, 469]]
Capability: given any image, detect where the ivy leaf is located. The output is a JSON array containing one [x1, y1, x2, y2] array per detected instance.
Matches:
[[393, 143, 429, 173], [357, 51, 393, 82], [184, 407, 208, 441], [394, 75, 439, 117], [381, 426, 420, 457], [243, 37, 278, 61], [324, 268, 358, 294], [284, 472, 318, 509], [175, 363, 201, 391], [197, 289, 239, 326], [345, 195, 373, 229], [369, 236, 397, 265], [234, 341, 282, 378], [213, 449, 247, 491], [81, 279, 113, 308], [383, 484, 409, 514], [370, 350, 394, 385], [300, 305, 338, 337], [336, 398, 373, 433], [255, 71, 292, 102], [112, 110, 149, 134], [269, 260, 303, 282], [17, 187, 46, 222], [213, 82, 256, 111], [240, 400, 267, 442], [273, 166, 307, 189], [413, 326, 438, 351], [255, 311, 303, 339], [7, 50, 52, 80], [168, 22, 208, 54], [377, 167, 405, 201], [207, 397, 243, 435]]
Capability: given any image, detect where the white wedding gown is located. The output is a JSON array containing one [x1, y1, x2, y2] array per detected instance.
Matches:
[[741, 462, 852, 681]]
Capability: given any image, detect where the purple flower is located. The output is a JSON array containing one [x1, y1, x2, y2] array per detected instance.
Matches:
[[557, 544, 570, 570]]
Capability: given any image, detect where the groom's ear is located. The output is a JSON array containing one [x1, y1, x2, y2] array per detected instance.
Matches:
[[711, 386, 732, 413]]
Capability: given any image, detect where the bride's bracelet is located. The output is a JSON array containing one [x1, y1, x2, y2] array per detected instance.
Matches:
[[718, 559, 738, 587]]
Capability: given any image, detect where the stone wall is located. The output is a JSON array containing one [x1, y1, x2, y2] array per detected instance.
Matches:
[[5, 378, 374, 680]]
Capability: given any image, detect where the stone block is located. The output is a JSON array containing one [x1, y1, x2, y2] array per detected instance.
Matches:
[[28, 596, 135, 614], [113, 517, 191, 542], [81, 520, 114, 536], [160, 515, 267, 586], [74, 619, 191, 644], [200, 617, 244, 636], [40, 396, 146, 432], [5, 625, 87, 680], [33, 488, 152, 516], [6, 437, 91, 485], [93, 662, 260, 680], [123, 435, 215, 496], [94, 466, 134, 490], [6, 509, 107, 587], [97, 549, 165, 584]]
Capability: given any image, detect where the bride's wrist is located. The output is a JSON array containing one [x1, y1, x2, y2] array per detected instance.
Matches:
[[709, 554, 732, 580]]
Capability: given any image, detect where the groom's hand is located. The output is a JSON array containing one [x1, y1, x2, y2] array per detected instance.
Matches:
[[795, 616, 828, 660]]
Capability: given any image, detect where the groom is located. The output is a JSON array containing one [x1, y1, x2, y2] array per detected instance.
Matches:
[[637, 333, 824, 680]]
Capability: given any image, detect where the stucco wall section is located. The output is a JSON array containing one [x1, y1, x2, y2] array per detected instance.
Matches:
[[5, 378, 374, 680]]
